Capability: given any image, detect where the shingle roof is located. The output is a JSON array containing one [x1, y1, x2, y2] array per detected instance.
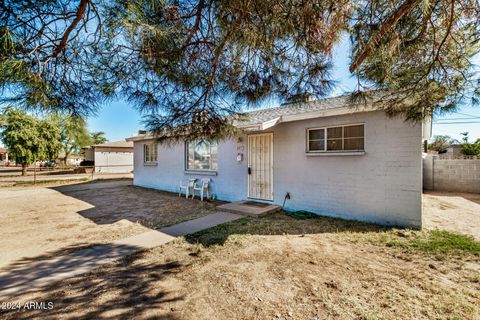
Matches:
[[236, 93, 370, 127], [92, 140, 133, 148], [126, 93, 380, 141]]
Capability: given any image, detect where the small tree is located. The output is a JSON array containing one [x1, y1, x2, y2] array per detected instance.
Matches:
[[38, 117, 62, 160], [58, 116, 92, 166], [0, 109, 61, 175], [90, 131, 108, 145], [460, 132, 480, 156], [428, 135, 457, 153]]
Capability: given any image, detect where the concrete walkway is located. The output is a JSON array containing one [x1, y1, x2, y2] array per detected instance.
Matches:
[[0, 212, 242, 299], [161, 212, 242, 236]]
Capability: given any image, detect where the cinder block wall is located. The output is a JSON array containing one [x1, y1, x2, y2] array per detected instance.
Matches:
[[423, 155, 480, 193]]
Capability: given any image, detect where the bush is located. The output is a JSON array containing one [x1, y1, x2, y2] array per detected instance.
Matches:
[[460, 132, 480, 156]]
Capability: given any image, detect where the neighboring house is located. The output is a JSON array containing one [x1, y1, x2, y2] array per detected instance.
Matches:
[[0, 147, 9, 166], [82, 146, 95, 162], [82, 141, 134, 173], [440, 144, 464, 158], [56, 152, 84, 166], [127, 94, 431, 228]]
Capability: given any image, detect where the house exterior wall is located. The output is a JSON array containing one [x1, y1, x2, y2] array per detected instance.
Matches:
[[84, 148, 94, 161], [94, 147, 134, 173], [133, 138, 247, 202], [133, 110, 423, 228]]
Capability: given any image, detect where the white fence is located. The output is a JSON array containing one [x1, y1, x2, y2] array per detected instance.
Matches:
[[423, 154, 480, 193]]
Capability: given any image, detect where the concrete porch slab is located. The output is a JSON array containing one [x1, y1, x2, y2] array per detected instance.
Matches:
[[216, 201, 281, 217]]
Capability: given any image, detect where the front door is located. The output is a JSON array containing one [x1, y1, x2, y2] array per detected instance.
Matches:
[[248, 133, 273, 200]]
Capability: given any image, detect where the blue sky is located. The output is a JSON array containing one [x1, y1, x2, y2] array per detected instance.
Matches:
[[84, 35, 477, 143]]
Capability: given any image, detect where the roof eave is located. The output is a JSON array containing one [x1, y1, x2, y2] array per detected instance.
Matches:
[[125, 135, 154, 142], [281, 105, 375, 123], [237, 105, 377, 131]]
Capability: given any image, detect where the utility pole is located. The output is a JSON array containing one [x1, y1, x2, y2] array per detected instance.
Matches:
[[33, 158, 37, 185]]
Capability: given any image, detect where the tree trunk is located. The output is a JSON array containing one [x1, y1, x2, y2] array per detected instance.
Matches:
[[64, 148, 73, 167], [22, 163, 27, 176]]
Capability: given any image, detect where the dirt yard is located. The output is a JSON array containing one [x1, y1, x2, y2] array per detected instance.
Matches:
[[2, 213, 479, 320], [0, 179, 217, 270], [423, 191, 480, 240], [1, 184, 479, 319]]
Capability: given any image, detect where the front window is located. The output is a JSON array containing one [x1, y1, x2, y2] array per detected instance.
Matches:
[[307, 124, 364, 152], [144, 143, 158, 163], [186, 140, 218, 171]]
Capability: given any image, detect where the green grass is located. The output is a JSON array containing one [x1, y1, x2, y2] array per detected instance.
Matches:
[[382, 230, 480, 255], [186, 211, 480, 257]]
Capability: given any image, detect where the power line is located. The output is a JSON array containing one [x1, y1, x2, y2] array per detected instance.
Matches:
[[433, 121, 480, 124], [434, 117, 480, 120], [456, 112, 480, 118]]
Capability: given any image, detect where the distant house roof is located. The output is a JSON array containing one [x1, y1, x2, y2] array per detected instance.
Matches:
[[92, 141, 134, 148], [126, 93, 382, 142]]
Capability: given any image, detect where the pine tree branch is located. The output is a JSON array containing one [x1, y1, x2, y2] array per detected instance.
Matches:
[[52, 0, 90, 57], [349, 0, 421, 73]]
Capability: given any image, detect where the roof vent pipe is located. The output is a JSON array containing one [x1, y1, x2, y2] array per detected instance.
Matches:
[[281, 93, 316, 106]]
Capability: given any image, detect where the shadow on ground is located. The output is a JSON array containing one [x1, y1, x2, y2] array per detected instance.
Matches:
[[49, 180, 222, 229], [0, 246, 183, 320], [0, 243, 140, 297], [186, 211, 390, 246]]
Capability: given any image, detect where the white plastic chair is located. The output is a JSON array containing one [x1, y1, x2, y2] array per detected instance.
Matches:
[[192, 178, 211, 201], [179, 178, 197, 198]]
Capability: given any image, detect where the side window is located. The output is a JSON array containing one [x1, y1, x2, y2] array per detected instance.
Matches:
[[343, 125, 364, 151], [144, 143, 158, 163], [307, 129, 325, 152], [307, 124, 364, 152]]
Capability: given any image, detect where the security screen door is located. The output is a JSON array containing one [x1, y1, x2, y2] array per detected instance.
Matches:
[[247, 133, 273, 200]]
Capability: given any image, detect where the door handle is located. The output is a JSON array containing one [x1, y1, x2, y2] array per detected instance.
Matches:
[[248, 167, 251, 175]]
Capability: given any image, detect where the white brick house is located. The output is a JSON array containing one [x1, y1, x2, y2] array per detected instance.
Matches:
[[83, 141, 134, 173], [127, 94, 431, 228]]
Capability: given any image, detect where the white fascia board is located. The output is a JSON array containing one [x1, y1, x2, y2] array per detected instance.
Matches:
[[261, 117, 282, 130], [240, 124, 263, 131], [125, 134, 154, 142], [281, 106, 375, 123]]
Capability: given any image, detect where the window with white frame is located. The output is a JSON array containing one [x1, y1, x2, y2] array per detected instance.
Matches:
[[186, 140, 218, 171], [144, 143, 158, 163], [307, 124, 364, 152]]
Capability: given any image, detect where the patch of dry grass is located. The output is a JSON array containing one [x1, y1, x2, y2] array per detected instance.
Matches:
[[188, 212, 480, 257], [186, 211, 388, 246], [2, 211, 479, 319]]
